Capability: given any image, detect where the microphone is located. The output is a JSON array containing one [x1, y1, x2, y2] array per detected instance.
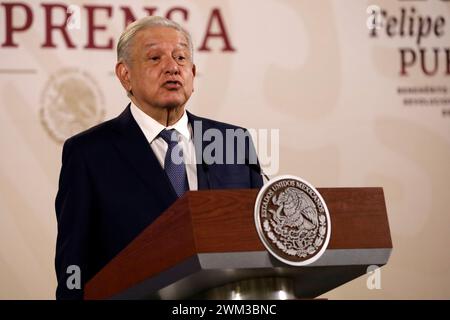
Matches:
[[260, 169, 270, 183]]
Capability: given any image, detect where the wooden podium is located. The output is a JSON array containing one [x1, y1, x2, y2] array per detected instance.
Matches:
[[84, 188, 392, 300]]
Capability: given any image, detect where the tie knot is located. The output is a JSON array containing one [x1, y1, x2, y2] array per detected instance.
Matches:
[[159, 129, 178, 145]]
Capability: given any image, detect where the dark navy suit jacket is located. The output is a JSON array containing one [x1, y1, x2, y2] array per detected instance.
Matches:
[[55, 105, 263, 299]]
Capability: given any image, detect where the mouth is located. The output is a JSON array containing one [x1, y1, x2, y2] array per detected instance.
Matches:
[[163, 80, 182, 90]]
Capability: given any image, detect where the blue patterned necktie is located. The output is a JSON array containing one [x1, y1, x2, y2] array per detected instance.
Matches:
[[158, 129, 189, 197]]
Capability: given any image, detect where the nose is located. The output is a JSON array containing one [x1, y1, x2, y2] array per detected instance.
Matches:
[[164, 57, 180, 75]]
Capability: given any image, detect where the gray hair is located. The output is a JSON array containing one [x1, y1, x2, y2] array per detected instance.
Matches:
[[117, 16, 194, 65]]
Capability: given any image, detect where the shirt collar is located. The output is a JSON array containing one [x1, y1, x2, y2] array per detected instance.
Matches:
[[166, 107, 191, 140], [130, 101, 191, 142]]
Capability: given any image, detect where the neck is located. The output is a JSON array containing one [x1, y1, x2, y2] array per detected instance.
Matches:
[[131, 97, 184, 126]]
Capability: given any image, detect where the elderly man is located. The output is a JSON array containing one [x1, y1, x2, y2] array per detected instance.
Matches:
[[55, 16, 263, 300]]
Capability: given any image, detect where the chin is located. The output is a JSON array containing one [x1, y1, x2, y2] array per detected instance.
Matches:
[[160, 99, 185, 110]]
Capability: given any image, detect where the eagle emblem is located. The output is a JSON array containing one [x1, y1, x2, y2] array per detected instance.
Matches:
[[255, 176, 331, 266]]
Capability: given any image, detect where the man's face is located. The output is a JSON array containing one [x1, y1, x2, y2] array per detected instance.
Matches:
[[120, 27, 195, 111]]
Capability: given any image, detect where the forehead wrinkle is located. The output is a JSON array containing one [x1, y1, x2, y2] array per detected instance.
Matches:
[[143, 42, 189, 49]]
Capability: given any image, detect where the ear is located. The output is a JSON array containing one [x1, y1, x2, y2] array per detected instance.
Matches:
[[115, 61, 132, 93], [192, 64, 196, 93]]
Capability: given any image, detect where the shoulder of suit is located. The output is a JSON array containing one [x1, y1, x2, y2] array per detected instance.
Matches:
[[188, 111, 248, 132], [63, 117, 116, 151]]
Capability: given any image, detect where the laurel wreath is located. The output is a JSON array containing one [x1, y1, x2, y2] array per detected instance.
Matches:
[[263, 214, 327, 258]]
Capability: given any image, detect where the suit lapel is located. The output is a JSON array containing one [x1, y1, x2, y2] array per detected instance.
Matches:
[[111, 105, 178, 205], [187, 111, 211, 190]]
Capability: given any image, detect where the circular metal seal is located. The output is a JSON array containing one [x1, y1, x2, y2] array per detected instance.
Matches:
[[254, 175, 331, 266]]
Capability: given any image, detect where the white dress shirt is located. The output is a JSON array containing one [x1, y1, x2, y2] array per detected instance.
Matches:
[[130, 102, 198, 191]]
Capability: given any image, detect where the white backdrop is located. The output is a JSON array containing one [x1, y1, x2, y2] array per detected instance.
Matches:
[[0, 0, 449, 299]]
